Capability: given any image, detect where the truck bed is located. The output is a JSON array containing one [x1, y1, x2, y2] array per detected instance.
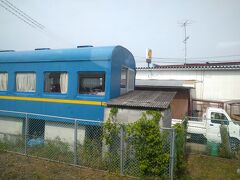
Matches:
[[172, 118, 206, 135]]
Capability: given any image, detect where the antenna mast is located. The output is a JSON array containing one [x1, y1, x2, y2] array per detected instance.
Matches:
[[181, 20, 191, 64]]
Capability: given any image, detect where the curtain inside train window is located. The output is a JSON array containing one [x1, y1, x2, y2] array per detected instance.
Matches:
[[78, 72, 105, 96], [44, 72, 68, 93], [0, 72, 8, 91], [16, 73, 36, 92]]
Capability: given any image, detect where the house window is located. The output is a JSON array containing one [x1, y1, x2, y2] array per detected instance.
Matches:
[[78, 72, 105, 96], [16, 73, 36, 92], [44, 72, 68, 93], [0, 73, 8, 91]]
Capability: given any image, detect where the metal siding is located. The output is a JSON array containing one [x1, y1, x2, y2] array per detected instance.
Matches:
[[0, 99, 104, 122], [110, 46, 136, 99], [0, 46, 136, 122], [0, 49, 108, 122], [0, 46, 115, 63]]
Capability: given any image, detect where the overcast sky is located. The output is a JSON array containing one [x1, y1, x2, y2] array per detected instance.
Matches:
[[1, 0, 240, 66]]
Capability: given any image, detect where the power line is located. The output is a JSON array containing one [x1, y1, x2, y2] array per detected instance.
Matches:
[[4, 0, 45, 29], [135, 58, 240, 64], [0, 0, 73, 46], [182, 54, 240, 60], [0, 0, 44, 29], [0, 2, 37, 29], [134, 54, 240, 60]]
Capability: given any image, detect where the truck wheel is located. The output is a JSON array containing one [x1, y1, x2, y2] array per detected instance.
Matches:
[[229, 138, 240, 151]]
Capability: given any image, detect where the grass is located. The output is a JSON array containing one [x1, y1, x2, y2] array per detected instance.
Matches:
[[0, 150, 134, 180], [182, 154, 240, 179], [28, 137, 74, 164], [1, 150, 240, 179]]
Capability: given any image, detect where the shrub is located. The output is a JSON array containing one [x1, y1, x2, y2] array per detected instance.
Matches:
[[77, 138, 106, 169], [173, 122, 187, 176], [219, 125, 231, 158], [0, 135, 24, 153], [126, 110, 170, 177], [28, 137, 74, 163]]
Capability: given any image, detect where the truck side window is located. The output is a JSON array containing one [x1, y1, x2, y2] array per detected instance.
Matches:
[[211, 112, 229, 125]]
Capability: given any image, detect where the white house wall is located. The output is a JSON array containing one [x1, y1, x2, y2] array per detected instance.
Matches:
[[136, 69, 240, 101], [0, 117, 23, 136], [104, 108, 143, 124], [104, 108, 172, 128], [44, 121, 85, 147]]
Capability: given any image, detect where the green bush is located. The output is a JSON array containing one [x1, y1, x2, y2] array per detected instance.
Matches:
[[0, 135, 24, 153], [28, 137, 74, 163], [103, 107, 119, 145], [77, 138, 106, 169], [219, 125, 231, 158], [126, 110, 170, 177], [173, 122, 187, 176]]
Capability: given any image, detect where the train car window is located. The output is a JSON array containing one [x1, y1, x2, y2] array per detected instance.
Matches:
[[16, 73, 36, 92], [78, 72, 105, 96], [121, 67, 135, 95], [0, 73, 8, 91], [127, 69, 135, 92], [120, 67, 127, 94], [44, 72, 68, 93]]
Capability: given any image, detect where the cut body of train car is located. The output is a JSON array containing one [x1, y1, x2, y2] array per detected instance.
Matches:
[[0, 46, 135, 144]]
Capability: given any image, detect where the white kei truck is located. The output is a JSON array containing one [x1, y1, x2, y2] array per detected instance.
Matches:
[[172, 107, 240, 149]]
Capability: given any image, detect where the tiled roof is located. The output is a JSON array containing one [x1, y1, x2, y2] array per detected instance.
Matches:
[[107, 90, 176, 110], [137, 61, 240, 71]]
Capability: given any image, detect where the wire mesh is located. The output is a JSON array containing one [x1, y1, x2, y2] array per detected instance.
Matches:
[[0, 109, 177, 179], [185, 118, 240, 159], [26, 114, 75, 164], [0, 111, 25, 153]]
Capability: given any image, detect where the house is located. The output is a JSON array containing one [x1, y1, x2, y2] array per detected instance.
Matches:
[[136, 61, 240, 118], [105, 90, 176, 128]]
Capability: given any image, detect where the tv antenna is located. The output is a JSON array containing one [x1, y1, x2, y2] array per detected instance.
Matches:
[[180, 20, 192, 64]]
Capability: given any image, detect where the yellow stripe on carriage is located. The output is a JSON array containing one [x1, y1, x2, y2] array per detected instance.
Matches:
[[0, 95, 106, 106]]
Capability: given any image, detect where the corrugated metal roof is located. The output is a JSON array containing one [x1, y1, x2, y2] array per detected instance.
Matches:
[[137, 61, 240, 71], [107, 90, 176, 110]]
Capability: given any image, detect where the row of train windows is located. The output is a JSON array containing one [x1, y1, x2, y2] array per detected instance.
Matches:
[[0, 72, 105, 96]]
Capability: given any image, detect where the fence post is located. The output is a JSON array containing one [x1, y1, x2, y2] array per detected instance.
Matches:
[[120, 125, 124, 176], [24, 113, 28, 155], [74, 120, 78, 165], [170, 128, 176, 180]]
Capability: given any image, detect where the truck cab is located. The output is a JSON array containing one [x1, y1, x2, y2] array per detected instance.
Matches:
[[204, 107, 240, 147]]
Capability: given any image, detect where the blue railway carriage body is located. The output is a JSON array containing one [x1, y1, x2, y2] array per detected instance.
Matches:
[[0, 46, 136, 123]]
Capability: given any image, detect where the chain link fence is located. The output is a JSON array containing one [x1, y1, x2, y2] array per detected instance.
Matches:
[[0, 110, 177, 179], [185, 118, 240, 159]]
